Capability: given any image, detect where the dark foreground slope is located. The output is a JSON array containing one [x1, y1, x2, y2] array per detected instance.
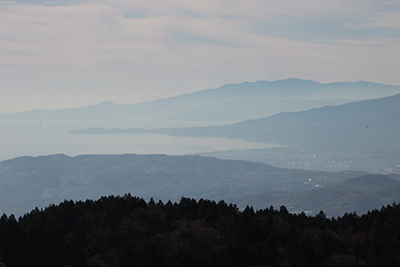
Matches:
[[0, 154, 365, 216], [1, 195, 400, 266]]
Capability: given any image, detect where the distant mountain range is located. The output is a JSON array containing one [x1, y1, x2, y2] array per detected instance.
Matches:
[[69, 89, 400, 173], [2, 78, 400, 123], [72, 92, 400, 154], [0, 154, 370, 217]]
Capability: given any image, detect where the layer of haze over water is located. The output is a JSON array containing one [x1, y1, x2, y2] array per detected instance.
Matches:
[[0, 119, 277, 162]]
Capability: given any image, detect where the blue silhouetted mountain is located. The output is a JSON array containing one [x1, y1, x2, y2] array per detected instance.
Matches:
[[0, 153, 366, 216], [2, 79, 400, 122], [2, 153, 400, 217], [72, 92, 400, 155]]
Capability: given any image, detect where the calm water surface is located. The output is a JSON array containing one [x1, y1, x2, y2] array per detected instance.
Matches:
[[0, 119, 277, 161]]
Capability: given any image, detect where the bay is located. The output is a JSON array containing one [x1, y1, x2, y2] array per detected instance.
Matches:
[[0, 119, 276, 161]]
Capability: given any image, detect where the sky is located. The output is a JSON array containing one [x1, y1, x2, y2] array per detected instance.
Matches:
[[1, 0, 400, 114]]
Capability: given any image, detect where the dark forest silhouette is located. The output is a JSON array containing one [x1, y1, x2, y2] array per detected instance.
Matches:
[[1, 195, 399, 266]]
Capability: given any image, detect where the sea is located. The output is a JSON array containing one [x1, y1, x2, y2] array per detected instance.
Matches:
[[0, 118, 277, 162]]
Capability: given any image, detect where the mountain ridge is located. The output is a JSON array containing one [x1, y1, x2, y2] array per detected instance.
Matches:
[[69, 92, 400, 173], [2, 78, 400, 123], [0, 153, 368, 216], [71, 92, 400, 151]]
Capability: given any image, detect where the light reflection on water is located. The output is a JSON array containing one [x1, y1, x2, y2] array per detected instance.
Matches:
[[0, 119, 277, 161]]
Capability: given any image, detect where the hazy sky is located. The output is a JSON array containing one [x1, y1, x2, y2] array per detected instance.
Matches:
[[1, 0, 400, 113]]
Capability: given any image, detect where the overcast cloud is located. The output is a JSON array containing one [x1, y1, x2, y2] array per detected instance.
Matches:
[[1, 0, 399, 113]]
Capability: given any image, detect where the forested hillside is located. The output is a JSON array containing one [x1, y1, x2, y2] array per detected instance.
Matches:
[[230, 174, 400, 216], [0, 154, 366, 216], [1, 195, 400, 266]]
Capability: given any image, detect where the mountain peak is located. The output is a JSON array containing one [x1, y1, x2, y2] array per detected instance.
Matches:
[[98, 101, 116, 106]]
